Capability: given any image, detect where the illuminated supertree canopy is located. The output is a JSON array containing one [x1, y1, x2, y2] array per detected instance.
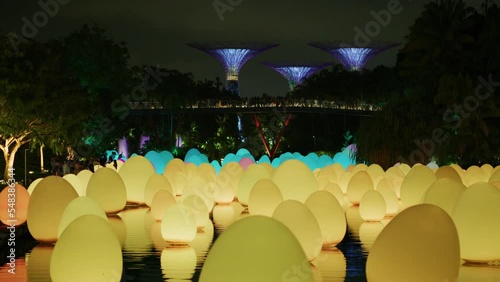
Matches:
[[261, 62, 333, 90], [308, 41, 400, 71], [188, 43, 279, 95]]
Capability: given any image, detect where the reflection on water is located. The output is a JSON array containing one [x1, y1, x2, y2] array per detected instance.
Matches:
[[2, 205, 500, 281]]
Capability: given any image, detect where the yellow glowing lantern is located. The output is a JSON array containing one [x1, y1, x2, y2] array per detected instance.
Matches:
[[434, 165, 462, 183], [492, 181, 500, 190], [452, 182, 500, 263], [161, 203, 197, 245], [258, 162, 274, 175], [366, 204, 460, 282], [463, 165, 488, 187], [367, 164, 385, 185], [0, 184, 30, 226], [247, 179, 283, 217], [346, 171, 374, 205], [185, 162, 199, 179], [220, 162, 244, 195], [315, 166, 338, 186], [385, 166, 405, 180], [57, 196, 108, 238], [118, 155, 155, 204], [27, 178, 43, 195], [199, 163, 216, 183], [398, 163, 411, 174], [489, 168, 500, 183], [50, 215, 122, 282], [481, 164, 494, 177], [272, 200, 322, 261], [305, 190, 346, 246], [272, 160, 319, 203], [213, 171, 235, 204], [422, 178, 465, 217], [449, 163, 465, 179], [237, 164, 272, 206], [150, 189, 176, 221], [161, 246, 197, 280], [352, 163, 368, 174], [167, 172, 187, 196], [324, 182, 345, 206], [62, 174, 84, 196], [183, 193, 210, 228], [27, 176, 79, 243], [199, 215, 314, 282], [213, 204, 236, 232], [183, 175, 214, 212], [163, 158, 187, 175], [400, 165, 436, 208], [144, 174, 173, 207], [375, 179, 399, 216], [86, 167, 127, 214], [330, 163, 344, 180], [76, 170, 93, 194], [107, 215, 126, 248], [337, 171, 353, 194], [359, 222, 384, 251], [359, 190, 386, 222]]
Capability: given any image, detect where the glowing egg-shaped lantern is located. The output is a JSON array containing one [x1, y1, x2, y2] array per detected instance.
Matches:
[[150, 190, 176, 221], [27, 176, 78, 243], [185, 162, 199, 180], [316, 166, 337, 184], [236, 164, 272, 206], [118, 155, 155, 204], [352, 163, 368, 174], [161, 203, 197, 245], [62, 174, 84, 196], [305, 190, 346, 246], [400, 165, 436, 208], [144, 174, 173, 207], [199, 163, 216, 182], [489, 169, 500, 183], [183, 194, 210, 228], [238, 157, 255, 170], [367, 164, 384, 179], [272, 200, 322, 261], [57, 196, 107, 238], [86, 167, 127, 214], [0, 184, 30, 225], [50, 215, 122, 282], [449, 164, 465, 178], [359, 190, 386, 222], [452, 182, 500, 263], [213, 171, 235, 204], [464, 165, 488, 186], [337, 171, 353, 194], [161, 246, 197, 280], [272, 160, 319, 203], [398, 163, 411, 174], [166, 171, 187, 196], [324, 182, 345, 206], [422, 178, 465, 217], [346, 171, 374, 205], [199, 216, 314, 282], [183, 175, 214, 212], [434, 165, 462, 183], [385, 166, 405, 180], [220, 162, 244, 195], [375, 179, 399, 216], [76, 170, 93, 194], [330, 163, 344, 179], [27, 178, 43, 195], [247, 179, 283, 217], [258, 162, 274, 175], [481, 163, 494, 177], [366, 204, 460, 282]]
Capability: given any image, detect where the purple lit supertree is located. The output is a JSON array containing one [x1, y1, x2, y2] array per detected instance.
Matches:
[[308, 41, 400, 71], [188, 43, 279, 95], [261, 62, 333, 90]]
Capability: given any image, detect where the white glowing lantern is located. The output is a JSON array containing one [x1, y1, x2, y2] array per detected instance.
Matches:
[[435, 165, 462, 183], [27, 176, 79, 243], [27, 178, 43, 195], [272, 200, 322, 261], [359, 190, 386, 222], [237, 164, 272, 206], [375, 179, 399, 216], [274, 160, 320, 202], [161, 203, 197, 245], [76, 170, 93, 194], [151, 190, 176, 221], [247, 179, 283, 217], [367, 164, 385, 185], [366, 204, 460, 282], [220, 162, 244, 195], [161, 246, 197, 280], [0, 184, 30, 226], [118, 155, 155, 204], [57, 196, 108, 238], [422, 178, 465, 217], [50, 215, 122, 282], [86, 167, 127, 214], [452, 182, 500, 263], [61, 174, 84, 196], [347, 171, 374, 205], [305, 190, 346, 246], [199, 216, 314, 282], [400, 165, 436, 208], [183, 194, 210, 228], [463, 165, 488, 186], [337, 171, 353, 194], [323, 182, 345, 206], [144, 174, 173, 207], [213, 171, 236, 204], [183, 175, 214, 211]]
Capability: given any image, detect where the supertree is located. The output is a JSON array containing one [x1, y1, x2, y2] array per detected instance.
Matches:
[[188, 42, 279, 95], [308, 41, 400, 71], [261, 62, 333, 90]]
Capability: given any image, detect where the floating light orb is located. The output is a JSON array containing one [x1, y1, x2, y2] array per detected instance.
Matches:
[[337, 171, 352, 194], [452, 182, 500, 263], [247, 179, 283, 217], [449, 164, 465, 179], [27, 176, 79, 243], [398, 163, 411, 174], [434, 165, 462, 183], [220, 162, 244, 195], [76, 170, 93, 195], [316, 166, 338, 184], [237, 164, 272, 206], [272, 160, 319, 203], [199, 215, 314, 282], [199, 163, 216, 182], [183, 194, 210, 228], [346, 171, 374, 205], [375, 179, 399, 216], [324, 182, 345, 206], [422, 178, 465, 217], [489, 169, 500, 183], [400, 165, 436, 208], [166, 172, 187, 196], [86, 167, 127, 214], [0, 184, 30, 226], [305, 190, 346, 246], [463, 165, 488, 186], [118, 155, 155, 204], [161, 246, 197, 280], [151, 189, 176, 221], [481, 164, 494, 177], [27, 178, 43, 195], [213, 171, 235, 204], [183, 175, 214, 212], [273, 200, 322, 261], [161, 203, 197, 245], [62, 174, 84, 196], [359, 190, 386, 222], [57, 196, 107, 238], [366, 204, 460, 282], [50, 215, 122, 282], [144, 174, 173, 207], [367, 164, 384, 179], [385, 166, 405, 180]]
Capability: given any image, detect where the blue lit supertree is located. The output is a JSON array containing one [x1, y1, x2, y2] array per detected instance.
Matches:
[[308, 41, 400, 71], [188, 43, 279, 95], [261, 62, 333, 90]]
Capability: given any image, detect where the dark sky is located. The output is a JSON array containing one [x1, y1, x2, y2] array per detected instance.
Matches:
[[0, 0, 484, 97]]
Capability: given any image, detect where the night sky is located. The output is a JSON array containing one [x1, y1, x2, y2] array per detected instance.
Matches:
[[0, 0, 483, 97]]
